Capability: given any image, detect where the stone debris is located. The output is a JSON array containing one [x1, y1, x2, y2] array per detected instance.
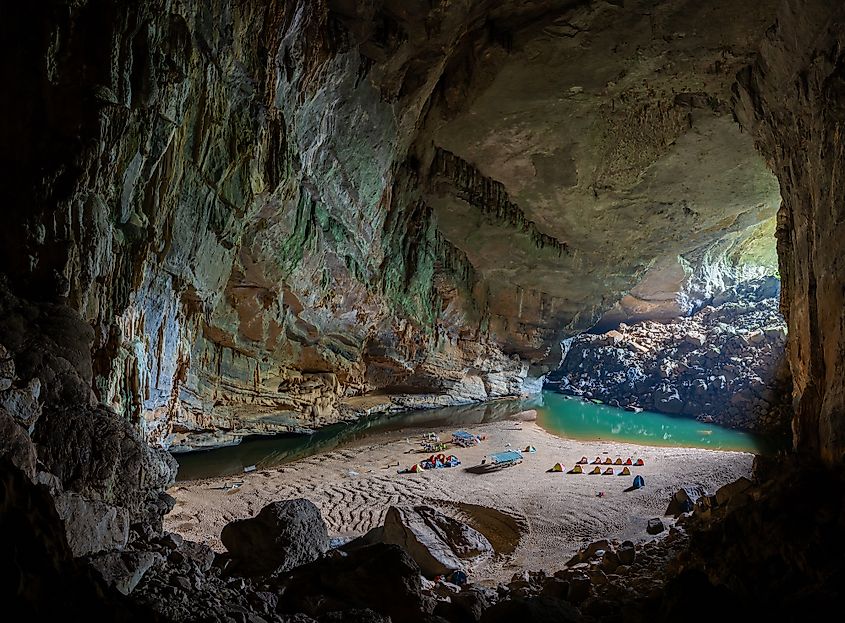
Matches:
[[547, 278, 791, 433]]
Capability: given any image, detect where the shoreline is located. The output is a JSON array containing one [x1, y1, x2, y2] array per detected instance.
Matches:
[[166, 420, 753, 584]]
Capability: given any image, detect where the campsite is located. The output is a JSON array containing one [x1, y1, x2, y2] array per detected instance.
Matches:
[[168, 419, 753, 585]]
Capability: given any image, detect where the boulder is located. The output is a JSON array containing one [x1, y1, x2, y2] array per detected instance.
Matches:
[[88, 551, 163, 595], [617, 540, 635, 565], [276, 544, 432, 623], [646, 518, 665, 535], [715, 476, 753, 507], [0, 406, 36, 479], [666, 486, 707, 516], [54, 491, 129, 557], [0, 343, 14, 391], [221, 498, 329, 576], [382, 505, 493, 577]]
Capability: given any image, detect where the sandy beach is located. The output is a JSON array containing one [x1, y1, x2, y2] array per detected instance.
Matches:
[[166, 420, 753, 584]]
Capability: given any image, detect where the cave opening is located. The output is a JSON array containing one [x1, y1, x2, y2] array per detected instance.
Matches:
[[2, 0, 845, 621]]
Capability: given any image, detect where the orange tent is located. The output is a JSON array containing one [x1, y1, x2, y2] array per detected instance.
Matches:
[[624, 458, 633, 465], [634, 458, 645, 466]]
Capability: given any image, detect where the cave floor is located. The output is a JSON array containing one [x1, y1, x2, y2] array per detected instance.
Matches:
[[166, 421, 752, 584]]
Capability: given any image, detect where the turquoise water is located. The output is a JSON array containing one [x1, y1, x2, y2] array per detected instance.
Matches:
[[536, 392, 769, 453], [173, 391, 771, 481]]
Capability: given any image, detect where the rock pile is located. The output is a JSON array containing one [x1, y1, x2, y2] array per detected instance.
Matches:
[[548, 279, 791, 433]]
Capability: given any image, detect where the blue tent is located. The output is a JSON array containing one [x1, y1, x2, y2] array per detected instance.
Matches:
[[633, 474, 645, 489]]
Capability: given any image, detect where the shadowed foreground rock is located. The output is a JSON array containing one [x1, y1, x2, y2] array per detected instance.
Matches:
[[221, 499, 330, 577]]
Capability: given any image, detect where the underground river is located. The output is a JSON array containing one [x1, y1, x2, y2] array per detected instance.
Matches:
[[173, 391, 774, 480]]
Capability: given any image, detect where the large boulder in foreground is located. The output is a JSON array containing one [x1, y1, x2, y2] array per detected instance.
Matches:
[[221, 499, 329, 576], [276, 543, 432, 623], [382, 505, 493, 577]]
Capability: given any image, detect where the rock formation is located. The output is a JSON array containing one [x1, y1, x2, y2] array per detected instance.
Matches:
[[1, 0, 786, 451], [734, 0, 845, 464], [548, 278, 792, 432]]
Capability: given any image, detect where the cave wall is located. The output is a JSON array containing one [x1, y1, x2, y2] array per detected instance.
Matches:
[[735, 0, 845, 464], [0, 0, 793, 451]]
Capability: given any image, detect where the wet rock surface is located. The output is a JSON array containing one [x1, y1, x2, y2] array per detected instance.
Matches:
[[548, 280, 791, 433]]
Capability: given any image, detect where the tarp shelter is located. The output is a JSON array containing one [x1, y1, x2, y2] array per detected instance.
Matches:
[[603, 467, 614, 475], [634, 458, 645, 466], [633, 474, 645, 489], [614, 458, 623, 465], [490, 450, 523, 467], [589, 466, 601, 474], [452, 431, 478, 447], [568, 464, 583, 474], [619, 466, 631, 476], [578, 457, 588, 464], [549, 462, 564, 472]]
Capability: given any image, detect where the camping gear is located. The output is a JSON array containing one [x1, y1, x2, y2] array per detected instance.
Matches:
[[614, 458, 623, 465], [548, 462, 564, 473], [603, 467, 614, 475], [632, 474, 645, 489], [489, 450, 523, 468], [624, 458, 633, 465], [592, 457, 602, 464], [589, 466, 601, 474], [568, 464, 583, 474], [578, 457, 588, 464], [596, 491, 605, 497], [452, 431, 479, 447], [634, 458, 645, 466], [619, 466, 631, 476], [448, 570, 468, 586], [524, 445, 537, 453], [398, 463, 421, 474], [604, 457, 612, 465]]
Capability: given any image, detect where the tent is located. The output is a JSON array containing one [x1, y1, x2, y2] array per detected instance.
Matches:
[[619, 466, 631, 476], [589, 466, 601, 474], [452, 431, 479, 447], [548, 462, 564, 472], [568, 464, 583, 474], [524, 445, 537, 453], [624, 458, 633, 465], [592, 457, 602, 464], [614, 457, 623, 465], [578, 456, 588, 464], [634, 458, 645, 466], [603, 467, 614, 475], [632, 474, 645, 489], [604, 457, 613, 465]]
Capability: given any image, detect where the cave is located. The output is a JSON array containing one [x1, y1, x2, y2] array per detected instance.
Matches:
[[2, 0, 845, 621]]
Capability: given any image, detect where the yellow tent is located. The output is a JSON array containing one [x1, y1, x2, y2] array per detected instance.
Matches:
[[548, 462, 564, 472], [568, 464, 583, 474], [604, 457, 612, 464], [589, 466, 601, 474], [614, 457, 623, 465], [619, 466, 631, 476]]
